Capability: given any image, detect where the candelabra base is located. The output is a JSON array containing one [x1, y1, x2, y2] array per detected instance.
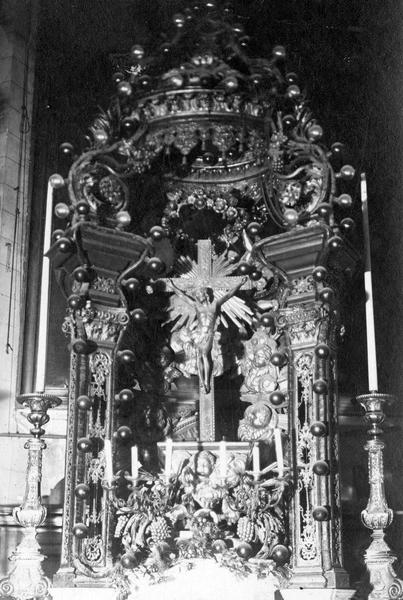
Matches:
[[0, 527, 51, 600], [364, 530, 403, 600]]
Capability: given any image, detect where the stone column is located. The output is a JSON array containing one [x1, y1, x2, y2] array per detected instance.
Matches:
[[0, 0, 37, 430]]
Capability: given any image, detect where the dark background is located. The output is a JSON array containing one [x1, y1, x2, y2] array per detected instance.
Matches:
[[27, 0, 403, 588]]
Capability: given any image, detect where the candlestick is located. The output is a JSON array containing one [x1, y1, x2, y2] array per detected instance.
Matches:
[[361, 173, 378, 391], [165, 437, 173, 485], [219, 438, 226, 480], [104, 439, 113, 484], [131, 445, 139, 479], [274, 428, 284, 477], [252, 443, 260, 481], [34, 180, 54, 392]]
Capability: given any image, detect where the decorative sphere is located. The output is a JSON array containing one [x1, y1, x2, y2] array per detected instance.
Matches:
[[260, 312, 275, 328], [312, 506, 329, 521], [328, 235, 343, 250], [54, 202, 70, 220], [75, 201, 90, 217], [271, 544, 290, 565], [238, 262, 252, 275], [73, 338, 92, 354], [250, 72, 262, 86], [312, 266, 327, 283], [236, 541, 253, 560], [283, 208, 299, 226], [73, 523, 89, 539], [116, 425, 132, 441], [310, 421, 327, 437], [212, 539, 227, 554], [340, 164, 355, 180], [121, 117, 140, 137], [49, 173, 65, 188], [117, 81, 132, 96], [312, 378, 328, 394], [93, 130, 108, 145], [337, 193, 353, 208], [73, 266, 90, 283], [270, 352, 286, 367], [315, 343, 330, 359], [112, 71, 124, 84], [285, 72, 298, 84], [149, 225, 165, 241], [202, 152, 216, 165], [282, 114, 296, 129], [75, 483, 90, 499], [269, 391, 285, 406], [52, 229, 64, 242], [313, 460, 330, 476], [77, 395, 92, 411], [319, 286, 334, 304], [124, 278, 140, 293], [160, 42, 172, 55], [117, 349, 135, 364], [340, 217, 355, 233], [316, 203, 332, 219], [232, 22, 244, 35], [148, 256, 165, 275], [250, 269, 262, 281], [223, 75, 238, 91], [119, 389, 134, 402], [121, 552, 137, 569], [287, 84, 300, 98], [60, 142, 74, 156], [173, 13, 186, 27], [272, 45, 286, 59], [132, 308, 147, 324], [308, 124, 323, 141], [77, 437, 93, 453], [56, 237, 74, 253], [331, 142, 344, 155], [138, 75, 152, 89], [130, 44, 145, 60], [170, 73, 184, 88], [116, 211, 131, 227], [68, 294, 84, 310], [246, 221, 261, 237]]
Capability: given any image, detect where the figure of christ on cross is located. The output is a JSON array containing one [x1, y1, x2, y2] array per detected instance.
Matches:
[[169, 277, 247, 394], [164, 240, 251, 441]]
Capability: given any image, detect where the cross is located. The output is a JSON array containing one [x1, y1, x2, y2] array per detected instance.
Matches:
[[163, 239, 250, 442]]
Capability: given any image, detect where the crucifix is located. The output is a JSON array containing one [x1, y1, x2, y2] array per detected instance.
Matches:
[[165, 239, 251, 441]]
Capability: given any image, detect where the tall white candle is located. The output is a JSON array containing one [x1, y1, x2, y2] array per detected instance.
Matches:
[[361, 173, 378, 391], [104, 439, 113, 484], [131, 445, 139, 479], [165, 437, 173, 484], [274, 428, 284, 477], [219, 438, 226, 480], [35, 180, 54, 392], [252, 443, 260, 481]]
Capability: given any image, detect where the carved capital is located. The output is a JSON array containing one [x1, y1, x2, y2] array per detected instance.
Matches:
[[277, 303, 323, 345]]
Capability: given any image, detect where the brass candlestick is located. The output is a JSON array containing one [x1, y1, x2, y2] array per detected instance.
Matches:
[[357, 392, 403, 600], [0, 393, 61, 600]]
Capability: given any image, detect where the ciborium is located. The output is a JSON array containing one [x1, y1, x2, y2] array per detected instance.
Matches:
[[0, 392, 61, 600]]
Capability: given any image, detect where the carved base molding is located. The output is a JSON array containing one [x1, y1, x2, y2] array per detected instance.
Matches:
[[51, 585, 356, 600]]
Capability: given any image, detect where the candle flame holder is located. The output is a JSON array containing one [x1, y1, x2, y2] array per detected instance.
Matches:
[[0, 392, 61, 600], [357, 392, 403, 600]]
